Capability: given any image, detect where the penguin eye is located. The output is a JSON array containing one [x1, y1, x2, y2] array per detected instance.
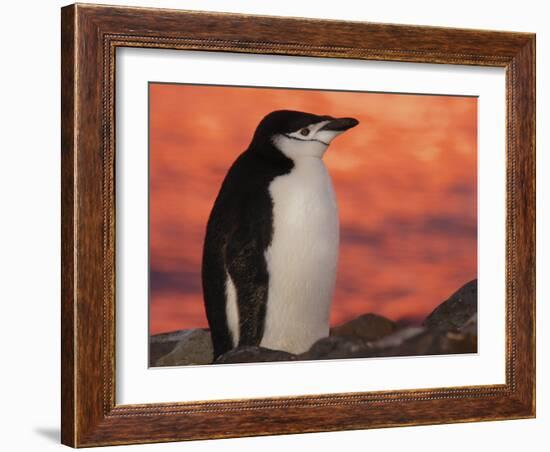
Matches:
[[299, 128, 310, 136]]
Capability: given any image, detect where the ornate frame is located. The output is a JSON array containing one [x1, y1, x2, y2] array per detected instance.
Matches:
[[61, 3, 535, 447]]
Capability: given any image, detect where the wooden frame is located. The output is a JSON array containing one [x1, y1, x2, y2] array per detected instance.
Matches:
[[61, 3, 535, 447]]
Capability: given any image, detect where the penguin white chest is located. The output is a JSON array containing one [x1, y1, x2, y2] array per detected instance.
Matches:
[[261, 158, 339, 354]]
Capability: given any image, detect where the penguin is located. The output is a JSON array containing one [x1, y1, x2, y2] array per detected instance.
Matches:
[[202, 110, 359, 360]]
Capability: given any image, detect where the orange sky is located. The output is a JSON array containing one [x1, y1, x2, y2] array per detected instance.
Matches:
[[149, 83, 477, 335]]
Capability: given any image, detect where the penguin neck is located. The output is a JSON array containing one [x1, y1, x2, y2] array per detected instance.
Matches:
[[248, 137, 295, 172]]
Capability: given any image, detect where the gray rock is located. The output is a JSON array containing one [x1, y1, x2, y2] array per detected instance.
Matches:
[[215, 346, 297, 364], [440, 330, 477, 354], [298, 323, 477, 361], [371, 328, 436, 357], [459, 313, 478, 336], [423, 279, 477, 332], [154, 329, 213, 367], [368, 325, 476, 357], [331, 313, 397, 341], [371, 326, 426, 350], [441, 313, 478, 354], [148, 280, 478, 366], [149, 329, 201, 366], [300, 336, 372, 360]]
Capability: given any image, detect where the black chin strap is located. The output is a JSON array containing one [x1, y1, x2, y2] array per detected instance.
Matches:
[[282, 133, 329, 146]]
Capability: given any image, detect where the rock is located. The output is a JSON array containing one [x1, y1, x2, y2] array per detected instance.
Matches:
[[148, 280, 478, 366], [423, 279, 477, 332], [300, 336, 373, 360], [459, 313, 478, 336], [371, 326, 426, 350], [300, 321, 478, 361], [154, 329, 213, 367], [443, 313, 478, 354], [215, 346, 297, 364], [372, 328, 437, 357], [331, 313, 398, 341], [440, 330, 477, 354], [149, 329, 200, 366], [368, 324, 476, 357]]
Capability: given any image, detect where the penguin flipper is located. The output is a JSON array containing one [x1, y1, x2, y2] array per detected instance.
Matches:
[[202, 237, 234, 360], [225, 226, 270, 347]]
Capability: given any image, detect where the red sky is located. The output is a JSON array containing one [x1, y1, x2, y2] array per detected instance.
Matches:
[[149, 83, 477, 335]]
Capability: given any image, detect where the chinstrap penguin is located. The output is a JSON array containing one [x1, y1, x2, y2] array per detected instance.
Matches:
[[202, 110, 359, 359]]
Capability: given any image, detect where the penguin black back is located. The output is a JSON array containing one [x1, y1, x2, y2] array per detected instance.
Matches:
[[202, 114, 295, 359]]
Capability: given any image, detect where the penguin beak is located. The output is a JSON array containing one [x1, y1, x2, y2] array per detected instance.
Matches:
[[319, 117, 359, 132]]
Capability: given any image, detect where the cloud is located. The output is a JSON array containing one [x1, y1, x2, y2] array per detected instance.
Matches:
[[148, 83, 478, 333], [150, 269, 202, 295], [340, 225, 383, 246]]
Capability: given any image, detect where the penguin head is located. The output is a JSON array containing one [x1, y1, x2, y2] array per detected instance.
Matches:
[[251, 110, 359, 160]]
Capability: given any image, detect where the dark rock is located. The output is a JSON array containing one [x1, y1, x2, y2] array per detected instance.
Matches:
[[148, 280, 478, 366], [368, 324, 476, 357], [371, 326, 427, 351], [395, 316, 424, 328], [444, 313, 478, 354], [440, 330, 477, 354], [459, 313, 478, 336], [423, 279, 477, 332], [149, 329, 203, 366], [300, 321, 477, 361], [215, 346, 297, 364], [367, 326, 447, 357], [300, 336, 373, 360], [154, 329, 213, 367], [331, 313, 398, 341]]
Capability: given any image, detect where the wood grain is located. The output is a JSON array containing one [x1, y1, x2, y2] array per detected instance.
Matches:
[[60, 5, 76, 446], [61, 3, 536, 447]]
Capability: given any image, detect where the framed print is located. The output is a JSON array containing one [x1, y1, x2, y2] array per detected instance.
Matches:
[[61, 3, 535, 447]]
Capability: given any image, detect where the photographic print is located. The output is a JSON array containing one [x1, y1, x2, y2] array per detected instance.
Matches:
[[61, 6, 535, 444], [148, 83, 478, 367]]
